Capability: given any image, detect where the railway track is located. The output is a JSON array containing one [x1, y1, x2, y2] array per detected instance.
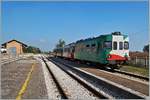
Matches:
[[83, 62, 149, 81], [48, 57, 145, 99], [55, 57, 149, 95], [42, 57, 68, 99], [113, 69, 149, 81], [42, 56, 108, 99], [53, 59, 149, 89], [53, 56, 149, 81]]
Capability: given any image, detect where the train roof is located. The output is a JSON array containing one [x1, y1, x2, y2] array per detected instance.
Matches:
[[57, 32, 128, 48], [64, 42, 75, 48], [76, 34, 110, 43], [54, 47, 63, 50], [76, 32, 126, 43]]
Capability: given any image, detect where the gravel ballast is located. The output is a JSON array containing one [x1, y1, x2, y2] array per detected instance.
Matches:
[[45, 58, 98, 99], [35, 56, 60, 99], [54, 57, 149, 96]]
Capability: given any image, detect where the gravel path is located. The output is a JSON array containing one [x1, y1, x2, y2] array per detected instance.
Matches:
[[45, 58, 98, 99]]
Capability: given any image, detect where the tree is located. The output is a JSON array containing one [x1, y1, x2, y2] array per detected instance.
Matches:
[[23, 46, 41, 54], [56, 39, 65, 48], [143, 44, 149, 53]]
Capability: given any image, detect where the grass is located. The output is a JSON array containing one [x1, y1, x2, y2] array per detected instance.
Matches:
[[120, 65, 149, 77]]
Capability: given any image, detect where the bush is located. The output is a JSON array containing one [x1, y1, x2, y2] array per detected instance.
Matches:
[[23, 46, 41, 54]]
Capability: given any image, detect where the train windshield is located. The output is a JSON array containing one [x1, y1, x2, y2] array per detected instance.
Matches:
[[113, 41, 117, 50], [119, 42, 123, 50], [124, 41, 129, 49], [104, 41, 112, 49]]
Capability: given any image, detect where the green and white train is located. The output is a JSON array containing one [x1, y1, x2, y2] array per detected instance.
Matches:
[[54, 32, 129, 69]]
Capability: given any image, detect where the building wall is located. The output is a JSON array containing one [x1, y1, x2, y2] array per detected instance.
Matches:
[[6, 41, 23, 55]]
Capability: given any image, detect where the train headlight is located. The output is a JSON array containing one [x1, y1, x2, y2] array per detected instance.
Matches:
[[108, 54, 111, 58], [124, 54, 130, 60], [127, 56, 130, 60]]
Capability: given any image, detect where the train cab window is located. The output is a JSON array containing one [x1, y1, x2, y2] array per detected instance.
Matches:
[[119, 42, 123, 50], [91, 44, 96, 47], [124, 41, 129, 49], [113, 41, 117, 50], [104, 41, 112, 49], [68, 48, 70, 52], [86, 44, 90, 47]]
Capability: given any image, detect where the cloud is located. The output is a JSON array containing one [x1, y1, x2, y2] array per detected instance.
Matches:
[[39, 39, 47, 43]]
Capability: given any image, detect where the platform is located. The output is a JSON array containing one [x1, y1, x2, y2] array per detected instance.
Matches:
[[1, 56, 48, 99]]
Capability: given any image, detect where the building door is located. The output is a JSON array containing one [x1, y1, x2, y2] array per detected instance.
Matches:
[[8, 47, 17, 56]]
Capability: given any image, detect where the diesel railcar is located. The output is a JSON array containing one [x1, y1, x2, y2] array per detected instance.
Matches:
[[63, 43, 75, 59], [74, 32, 129, 69], [54, 32, 129, 69], [53, 47, 63, 57]]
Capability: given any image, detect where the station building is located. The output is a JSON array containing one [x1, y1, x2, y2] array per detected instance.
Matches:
[[1, 39, 27, 55]]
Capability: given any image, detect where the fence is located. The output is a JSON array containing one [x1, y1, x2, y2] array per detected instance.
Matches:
[[128, 56, 149, 68]]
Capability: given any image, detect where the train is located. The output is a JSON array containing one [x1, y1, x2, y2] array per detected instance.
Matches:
[[53, 32, 129, 69]]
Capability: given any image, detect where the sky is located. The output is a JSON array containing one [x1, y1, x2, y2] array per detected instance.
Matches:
[[1, 1, 149, 51]]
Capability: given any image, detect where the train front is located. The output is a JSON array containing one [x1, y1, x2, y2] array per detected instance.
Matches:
[[106, 32, 129, 68]]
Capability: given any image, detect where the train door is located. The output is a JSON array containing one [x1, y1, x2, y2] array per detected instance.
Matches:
[[71, 46, 75, 59]]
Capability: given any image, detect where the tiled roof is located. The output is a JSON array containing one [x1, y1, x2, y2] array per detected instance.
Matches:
[[129, 51, 149, 58], [2, 39, 27, 47]]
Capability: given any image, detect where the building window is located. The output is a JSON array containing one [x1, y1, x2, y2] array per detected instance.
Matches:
[[113, 41, 117, 50], [119, 42, 123, 50]]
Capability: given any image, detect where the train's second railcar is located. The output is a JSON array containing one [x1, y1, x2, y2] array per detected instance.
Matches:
[[63, 43, 75, 59], [53, 47, 63, 57]]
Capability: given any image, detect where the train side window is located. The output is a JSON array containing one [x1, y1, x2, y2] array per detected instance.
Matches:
[[68, 48, 70, 52], [113, 41, 117, 50], [86, 44, 90, 47], [124, 41, 129, 49], [98, 43, 101, 49], [72, 47, 75, 52], [91, 44, 96, 47], [119, 42, 123, 50], [104, 41, 112, 49], [67, 48, 69, 52], [64, 48, 67, 52]]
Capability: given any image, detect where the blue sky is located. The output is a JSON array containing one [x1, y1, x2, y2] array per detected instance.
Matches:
[[2, 1, 149, 51]]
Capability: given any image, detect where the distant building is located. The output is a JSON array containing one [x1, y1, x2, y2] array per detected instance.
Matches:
[[129, 51, 149, 58], [1, 45, 7, 53], [1, 39, 27, 55]]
